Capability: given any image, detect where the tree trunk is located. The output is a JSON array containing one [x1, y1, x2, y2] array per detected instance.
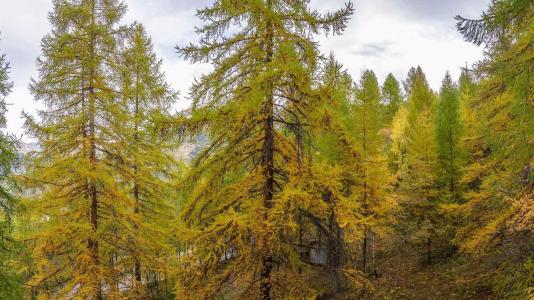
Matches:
[[427, 237, 432, 266], [88, 1, 101, 298], [133, 64, 142, 290], [362, 229, 368, 273], [260, 1, 275, 297]]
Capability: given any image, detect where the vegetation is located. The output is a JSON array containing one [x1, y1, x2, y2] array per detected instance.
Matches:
[[0, 0, 531, 299]]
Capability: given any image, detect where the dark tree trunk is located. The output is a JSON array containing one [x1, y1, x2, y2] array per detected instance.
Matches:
[[427, 237, 432, 266], [88, 2, 101, 298], [260, 2, 275, 297], [362, 230, 368, 273]]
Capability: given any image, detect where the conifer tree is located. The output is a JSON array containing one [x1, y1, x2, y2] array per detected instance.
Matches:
[[455, 0, 533, 254], [171, 1, 354, 298], [289, 56, 365, 297], [402, 66, 424, 97], [353, 70, 389, 273], [381, 73, 403, 125], [435, 72, 462, 202], [456, 69, 486, 194], [22, 1, 152, 298], [458, 69, 480, 167], [115, 22, 178, 296], [398, 67, 440, 265], [0, 36, 15, 237], [388, 105, 408, 176], [0, 36, 23, 299]]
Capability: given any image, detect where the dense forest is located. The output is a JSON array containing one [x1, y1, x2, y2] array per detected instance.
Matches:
[[0, 0, 532, 299]]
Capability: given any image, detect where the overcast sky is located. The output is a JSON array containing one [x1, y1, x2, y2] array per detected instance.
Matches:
[[0, 0, 488, 140]]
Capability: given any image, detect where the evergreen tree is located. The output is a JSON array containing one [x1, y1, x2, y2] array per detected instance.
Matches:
[[22, 1, 152, 298], [381, 73, 403, 125], [435, 72, 462, 202], [171, 1, 353, 298]]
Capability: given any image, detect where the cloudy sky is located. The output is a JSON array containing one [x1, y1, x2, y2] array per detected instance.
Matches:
[[0, 0, 488, 140]]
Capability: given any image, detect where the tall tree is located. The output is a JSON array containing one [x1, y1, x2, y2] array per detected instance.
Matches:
[[353, 70, 389, 273], [116, 22, 178, 297], [171, 1, 353, 298], [398, 67, 440, 265], [451, 2, 533, 297], [435, 72, 462, 202], [0, 35, 15, 236], [381, 73, 403, 125], [455, 0, 533, 254], [0, 35, 23, 299], [310, 57, 371, 296], [22, 1, 147, 298]]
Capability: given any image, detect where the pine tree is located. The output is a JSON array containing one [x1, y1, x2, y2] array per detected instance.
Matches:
[[22, 1, 150, 298], [435, 72, 462, 202], [353, 70, 389, 273], [170, 1, 354, 298], [381, 73, 403, 125]]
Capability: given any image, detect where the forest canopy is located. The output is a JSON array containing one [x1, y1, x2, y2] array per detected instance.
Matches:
[[0, 0, 532, 299]]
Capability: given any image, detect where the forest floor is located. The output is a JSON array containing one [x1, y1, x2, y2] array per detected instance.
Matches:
[[366, 242, 494, 300]]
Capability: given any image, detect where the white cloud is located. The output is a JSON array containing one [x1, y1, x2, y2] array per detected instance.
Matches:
[[0, 0, 487, 140], [313, 0, 485, 89]]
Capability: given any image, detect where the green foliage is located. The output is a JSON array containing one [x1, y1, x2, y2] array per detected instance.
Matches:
[[354, 70, 392, 226], [0, 0, 530, 299], [171, 1, 354, 298], [0, 36, 24, 300], [23, 1, 177, 298], [381, 73, 403, 125], [114, 22, 179, 297], [435, 72, 463, 202], [455, 0, 534, 254], [396, 67, 441, 263]]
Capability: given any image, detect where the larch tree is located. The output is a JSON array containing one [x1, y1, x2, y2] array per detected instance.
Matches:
[[115, 22, 178, 297], [0, 36, 22, 299], [0, 35, 15, 240], [388, 105, 408, 177], [398, 67, 440, 265], [170, 0, 354, 298], [435, 72, 463, 202], [381, 73, 403, 125], [353, 70, 389, 274], [310, 56, 368, 295], [22, 1, 154, 298], [402, 66, 424, 97], [457, 69, 481, 169], [455, 0, 533, 254]]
